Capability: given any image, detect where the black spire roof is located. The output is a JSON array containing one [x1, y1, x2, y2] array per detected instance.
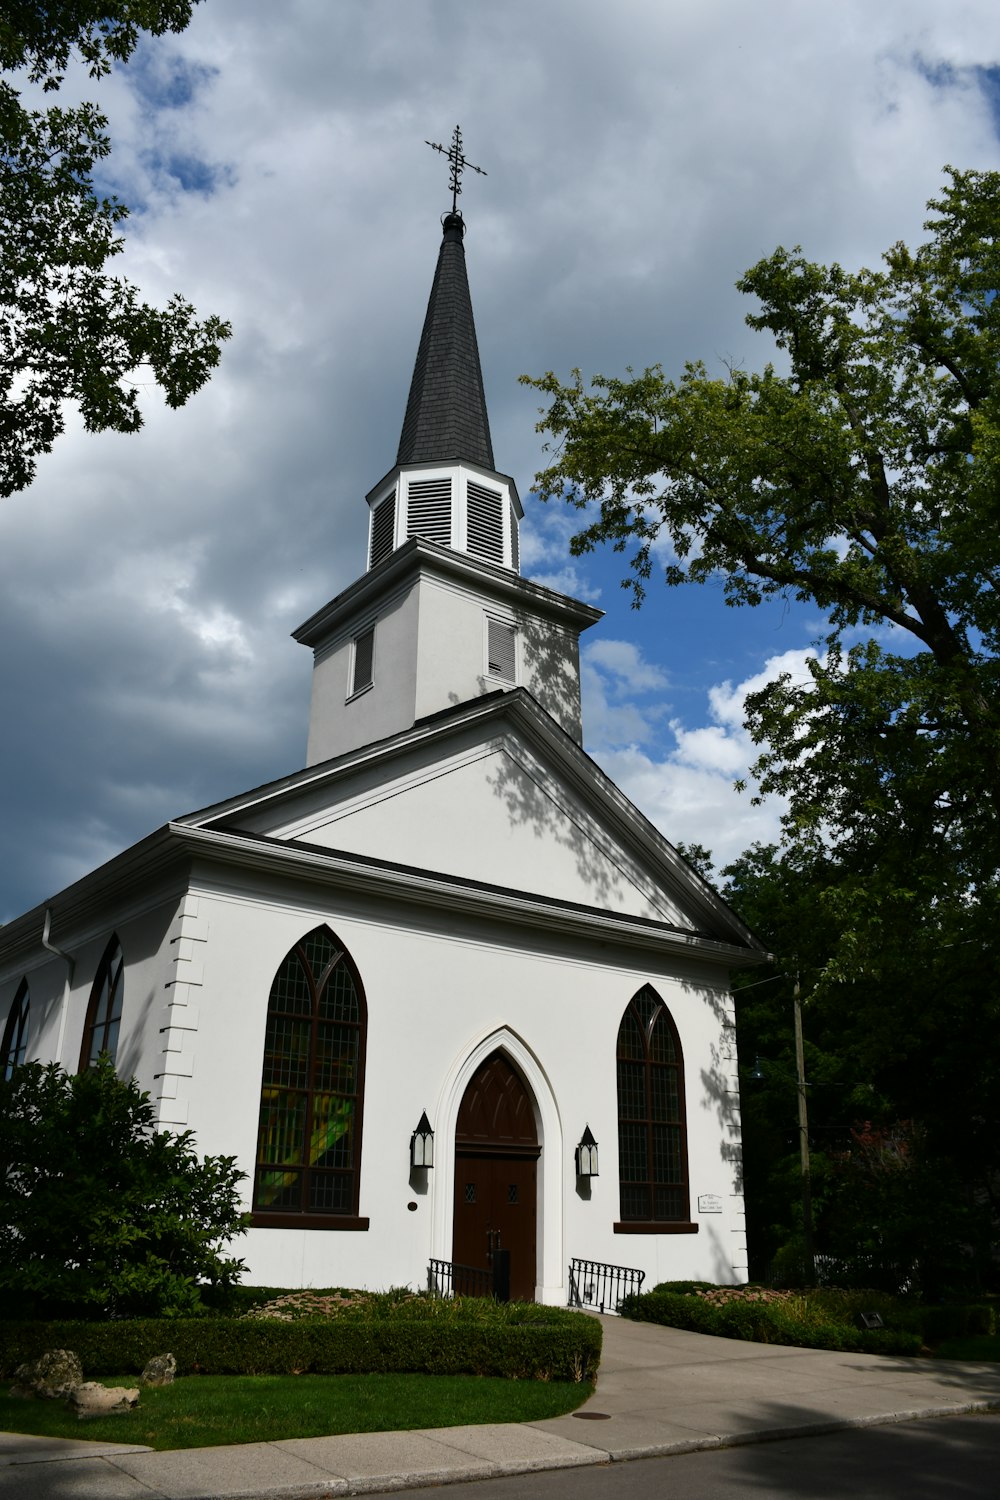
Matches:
[[396, 212, 495, 470]]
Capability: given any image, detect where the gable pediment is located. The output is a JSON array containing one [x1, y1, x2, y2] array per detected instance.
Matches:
[[187, 694, 757, 948]]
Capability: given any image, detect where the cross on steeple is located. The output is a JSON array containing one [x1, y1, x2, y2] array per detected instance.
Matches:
[[425, 126, 487, 215]]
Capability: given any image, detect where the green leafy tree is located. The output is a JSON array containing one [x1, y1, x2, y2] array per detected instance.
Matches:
[[723, 843, 997, 1295], [0, 2, 230, 496], [0, 1058, 247, 1316], [525, 172, 1000, 1291], [524, 167, 999, 881]]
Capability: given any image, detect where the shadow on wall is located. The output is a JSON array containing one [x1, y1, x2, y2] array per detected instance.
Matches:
[[479, 604, 666, 914], [695, 980, 743, 1185]]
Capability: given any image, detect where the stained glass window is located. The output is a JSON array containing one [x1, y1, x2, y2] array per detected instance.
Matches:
[[79, 937, 124, 1071], [616, 986, 688, 1222], [253, 927, 366, 1220]]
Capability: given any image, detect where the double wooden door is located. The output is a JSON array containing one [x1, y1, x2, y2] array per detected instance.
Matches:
[[452, 1052, 539, 1301]]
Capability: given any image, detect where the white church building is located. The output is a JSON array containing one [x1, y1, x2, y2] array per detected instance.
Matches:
[[0, 183, 765, 1304]]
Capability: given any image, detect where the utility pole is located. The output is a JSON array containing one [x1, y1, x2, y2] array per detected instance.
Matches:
[[792, 970, 815, 1283]]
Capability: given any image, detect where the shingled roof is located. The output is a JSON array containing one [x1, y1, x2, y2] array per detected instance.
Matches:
[[396, 212, 495, 469]]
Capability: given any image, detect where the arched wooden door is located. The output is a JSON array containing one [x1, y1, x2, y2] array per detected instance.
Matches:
[[452, 1050, 539, 1301]]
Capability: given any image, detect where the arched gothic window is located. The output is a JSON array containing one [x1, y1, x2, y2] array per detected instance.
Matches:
[[2, 979, 30, 1080], [615, 985, 692, 1229], [252, 926, 368, 1229], [79, 937, 124, 1071]]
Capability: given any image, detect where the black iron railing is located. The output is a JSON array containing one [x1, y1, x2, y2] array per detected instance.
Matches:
[[568, 1257, 645, 1314], [428, 1249, 510, 1302]]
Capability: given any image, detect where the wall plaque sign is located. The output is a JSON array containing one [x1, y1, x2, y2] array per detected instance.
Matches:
[[697, 1193, 723, 1214]]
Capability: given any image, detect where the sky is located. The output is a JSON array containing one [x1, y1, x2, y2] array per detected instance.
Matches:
[[3, 0, 1000, 922]]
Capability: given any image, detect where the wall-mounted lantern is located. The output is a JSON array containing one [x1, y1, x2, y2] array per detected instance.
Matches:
[[575, 1124, 599, 1178], [410, 1111, 434, 1169]]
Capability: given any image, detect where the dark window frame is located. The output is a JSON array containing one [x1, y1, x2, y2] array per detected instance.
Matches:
[[79, 936, 124, 1072], [251, 926, 369, 1230], [2, 978, 30, 1080], [614, 985, 697, 1235]]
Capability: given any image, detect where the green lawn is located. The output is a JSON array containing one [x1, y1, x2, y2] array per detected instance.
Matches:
[[0, 1372, 592, 1451]]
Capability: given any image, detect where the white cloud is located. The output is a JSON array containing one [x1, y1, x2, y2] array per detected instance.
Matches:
[[585, 640, 670, 694], [584, 647, 821, 869], [2, 0, 998, 912]]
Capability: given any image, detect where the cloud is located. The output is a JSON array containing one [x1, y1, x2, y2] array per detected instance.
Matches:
[[584, 647, 821, 870], [1, 0, 998, 918]]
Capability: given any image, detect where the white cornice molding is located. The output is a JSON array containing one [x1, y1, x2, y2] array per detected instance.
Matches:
[[292, 538, 602, 649], [0, 815, 767, 974], [173, 824, 765, 965], [366, 458, 523, 518]]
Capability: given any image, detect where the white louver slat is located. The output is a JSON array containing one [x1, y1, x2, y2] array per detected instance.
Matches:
[[467, 481, 504, 565], [406, 477, 452, 545]]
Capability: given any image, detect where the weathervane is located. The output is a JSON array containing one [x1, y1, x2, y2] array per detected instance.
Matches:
[[425, 125, 486, 215]]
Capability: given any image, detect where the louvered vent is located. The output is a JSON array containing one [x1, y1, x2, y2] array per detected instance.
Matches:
[[487, 619, 516, 683], [369, 491, 396, 569], [467, 481, 504, 565], [406, 477, 452, 545], [509, 500, 520, 573], [352, 626, 375, 694]]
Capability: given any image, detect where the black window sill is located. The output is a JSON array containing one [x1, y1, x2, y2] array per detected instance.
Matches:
[[250, 1213, 370, 1231], [613, 1220, 699, 1234]]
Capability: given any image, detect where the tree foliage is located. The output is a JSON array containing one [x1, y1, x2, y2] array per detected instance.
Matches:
[[526, 171, 1000, 1292], [0, 1058, 247, 1317], [724, 843, 997, 1294], [524, 167, 999, 883], [0, 2, 229, 496]]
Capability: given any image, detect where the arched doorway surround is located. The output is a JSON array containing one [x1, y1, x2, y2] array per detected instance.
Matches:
[[432, 1028, 563, 1304]]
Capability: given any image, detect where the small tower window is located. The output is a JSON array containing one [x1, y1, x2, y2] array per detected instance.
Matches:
[[407, 477, 452, 546], [369, 491, 396, 570], [486, 618, 516, 683], [467, 481, 504, 565], [352, 626, 375, 695], [509, 499, 520, 574]]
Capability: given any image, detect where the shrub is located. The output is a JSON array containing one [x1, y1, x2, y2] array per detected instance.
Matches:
[[920, 1303, 996, 1342], [620, 1287, 922, 1356], [0, 1300, 601, 1383], [0, 1060, 247, 1319]]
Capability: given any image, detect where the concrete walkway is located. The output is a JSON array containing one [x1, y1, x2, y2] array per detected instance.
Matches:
[[4, 1315, 1000, 1498]]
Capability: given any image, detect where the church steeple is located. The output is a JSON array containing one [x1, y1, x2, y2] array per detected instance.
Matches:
[[365, 130, 521, 576], [396, 210, 494, 470], [293, 142, 602, 766]]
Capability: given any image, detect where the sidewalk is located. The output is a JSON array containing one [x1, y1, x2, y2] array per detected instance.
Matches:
[[4, 1315, 1000, 1498]]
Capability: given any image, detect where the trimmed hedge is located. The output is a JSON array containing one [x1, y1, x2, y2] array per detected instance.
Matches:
[[0, 1305, 601, 1383], [620, 1290, 922, 1356]]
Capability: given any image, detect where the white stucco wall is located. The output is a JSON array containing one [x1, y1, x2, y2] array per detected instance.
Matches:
[[0, 893, 180, 1097], [1, 844, 746, 1304], [172, 865, 746, 1302], [303, 562, 589, 766]]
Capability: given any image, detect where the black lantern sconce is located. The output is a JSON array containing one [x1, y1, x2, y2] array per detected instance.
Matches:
[[410, 1111, 434, 1170], [575, 1124, 599, 1178]]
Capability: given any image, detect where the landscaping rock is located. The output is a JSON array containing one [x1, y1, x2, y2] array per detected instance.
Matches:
[[10, 1348, 83, 1400], [70, 1382, 140, 1420], [140, 1352, 176, 1386]]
